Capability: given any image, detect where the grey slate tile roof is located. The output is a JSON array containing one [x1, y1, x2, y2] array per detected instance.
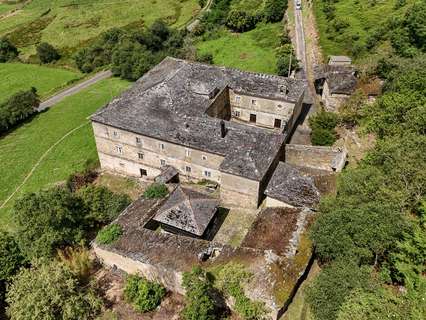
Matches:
[[265, 162, 320, 208], [314, 64, 357, 95], [92, 57, 305, 181], [153, 186, 219, 236]]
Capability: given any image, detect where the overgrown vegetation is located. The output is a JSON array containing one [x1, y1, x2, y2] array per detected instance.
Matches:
[[96, 224, 123, 245], [143, 183, 169, 199], [309, 110, 339, 146], [124, 274, 166, 313], [36, 42, 60, 64], [0, 38, 18, 62]]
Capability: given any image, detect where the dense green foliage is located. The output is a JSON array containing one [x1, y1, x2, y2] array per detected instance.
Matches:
[[276, 43, 298, 76], [95, 224, 123, 245], [75, 21, 185, 80], [226, 10, 258, 32], [0, 88, 39, 134], [36, 42, 60, 64], [308, 54, 426, 319], [309, 110, 339, 146], [182, 266, 218, 320], [143, 183, 169, 199], [6, 260, 102, 320], [0, 232, 25, 281], [263, 0, 287, 23], [124, 274, 166, 313], [0, 38, 18, 62]]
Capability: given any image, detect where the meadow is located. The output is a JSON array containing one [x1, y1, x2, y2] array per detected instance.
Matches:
[[0, 0, 200, 59], [0, 77, 131, 231], [196, 23, 282, 74], [0, 63, 82, 101]]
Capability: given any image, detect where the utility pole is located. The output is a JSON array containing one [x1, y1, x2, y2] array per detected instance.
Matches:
[[288, 51, 292, 77]]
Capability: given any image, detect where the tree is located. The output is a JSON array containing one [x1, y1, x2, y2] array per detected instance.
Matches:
[[13, 187, 87, 260], [306, 260, 375, 320], [0, 232, 25, 281], [226, 10, 257, 32], [276, 44, 297, 76], [182, 266, 218, 320], [263, 0, 287, 23], [6, 260, 102, 320], [308, 110, 339, 146], [36, 42, 60, 64], [124, 275, 166, 313], [0, 38, 18, 62]]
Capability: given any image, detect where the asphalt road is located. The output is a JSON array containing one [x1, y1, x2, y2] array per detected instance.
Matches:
[[294, 3, 307, 71], [38, 70, 113, 111]]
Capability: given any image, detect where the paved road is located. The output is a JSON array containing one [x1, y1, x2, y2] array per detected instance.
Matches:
[[38, 70, 112, 111], [294, 2, 307, 71]]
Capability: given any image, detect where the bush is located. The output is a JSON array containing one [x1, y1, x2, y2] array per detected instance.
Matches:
[[124, 275, 166, 313], [198, 0, 206, 7], [0, 88, 39, 134], [226, 10, 257, 32], [309, 110, 339, 146], [196, 52, 214, 64], [0, 38, 18, 62], [0, 231, 25, 281], [182, 266, 218, 320], [6, 260, 102, 320], [143, 183, 168, 199], [96, 224, 123, 245], [263, 0, 287, 23], [276, 44, 298, 76], [36, 42, 60, 63]]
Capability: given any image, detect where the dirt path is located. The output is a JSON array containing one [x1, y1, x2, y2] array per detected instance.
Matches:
[[0, 121, 90, 209]]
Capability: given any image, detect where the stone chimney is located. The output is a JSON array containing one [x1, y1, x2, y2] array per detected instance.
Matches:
[[220, 120, 227, 138]]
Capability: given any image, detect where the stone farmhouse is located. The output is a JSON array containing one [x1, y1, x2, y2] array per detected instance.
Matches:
[[91, 57, 315, 209]]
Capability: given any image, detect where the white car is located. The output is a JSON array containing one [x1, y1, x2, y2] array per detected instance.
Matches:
[[296, 1, 302, 9]]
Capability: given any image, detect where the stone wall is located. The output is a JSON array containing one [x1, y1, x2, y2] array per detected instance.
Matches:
[[220, 172, 260, 208], [264, 196, 294, 208], [205, 87, 231, 120], [322, 81, 349, 112], [285, 144, 347, 172]]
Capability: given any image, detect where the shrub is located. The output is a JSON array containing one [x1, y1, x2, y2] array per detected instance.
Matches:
[[0, 231, 25, 281], [182, 266, 218, 320], [310, 127, 337, 146], [226, 10, 257, 32], [6, 260, 102, 320], [96, 224, 123, 245], [36, 42, 60, 63], [198, 0, 206, 7], [309, 110, 339, 146], [276, 44, 298, 76], [0, 88, 39, 134], [263, 0, 287, 23], [124, 275, 166, 313], [57, 246, 93, 284], [143, 183, 168, 199], [196, 52, 214, 64], [0, 38, 18, 62]]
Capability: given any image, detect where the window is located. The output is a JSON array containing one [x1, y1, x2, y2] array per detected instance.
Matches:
[[202, 155, 207, 161], [115, 145, 123, 154], [250, 114, 257, 123], [159, 143, 165, 150], [251, 99, 257, 106], [235, 96, 241, 104], [119, 162, 125, 167], [204, 170, 211, 178], [136, 137, 142, 144], [277, 104, 283, 109], [138, 152, 144, 160], [185, 166, 192, 173], [185, 149, 191, 157], [160, 159, 166, 166], [140, 168, 147, 176], [235, 110, 241, 117], [274, 119, 282, 128]]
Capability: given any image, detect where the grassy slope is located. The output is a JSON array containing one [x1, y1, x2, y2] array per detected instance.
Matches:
[[0, 0, 200, 58], [0, 77, 131, 231], [0, 63, 82, 101], [197, 22, 282, 74], [313, 0, 413, 59]]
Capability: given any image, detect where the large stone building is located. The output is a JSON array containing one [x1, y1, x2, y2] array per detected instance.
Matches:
[[91, 57, 309, 208]]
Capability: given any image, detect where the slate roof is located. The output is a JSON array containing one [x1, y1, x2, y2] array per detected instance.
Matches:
[[152, 186, 219, 236], [155, 165, 179, 184], [314, 65, 357, 95], [328, 55, 352, 65], [91, 57, 306, 181], [265, 162, 320, 208]]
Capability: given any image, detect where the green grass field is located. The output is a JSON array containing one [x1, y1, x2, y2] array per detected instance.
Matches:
[[196, 23, 282, 74], [0, 63, 82, 101], [0, 77, 131, 231], [313, 0, 414, 59], [0, 0, 200, 59]]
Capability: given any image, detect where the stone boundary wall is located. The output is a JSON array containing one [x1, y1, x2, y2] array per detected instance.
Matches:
[[285, 144, 347, 172]]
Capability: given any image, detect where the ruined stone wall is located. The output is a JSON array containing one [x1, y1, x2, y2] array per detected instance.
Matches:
[[93, 244, 185, 294], [264, 196, 294, 208], [220, 172, 260, 208], [285, 144, 347, 172], [92, 122, 225, 182], [205, 87, 231, 120], [322, 81, 349, 112]]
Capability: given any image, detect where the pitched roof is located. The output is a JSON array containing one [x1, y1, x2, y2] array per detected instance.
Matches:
[[328, 55, 352, 65], [153, 186, 219, 236], [91, 57, 305, 181], [265, 162, 320, 208]]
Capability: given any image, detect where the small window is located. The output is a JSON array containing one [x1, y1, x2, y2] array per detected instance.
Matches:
[[235, 96, 241, 104], [250, 114, 257, 123], [235, 110, 241, 117], [274, 119, 282, 128], [115, 145, 123, 154], [140, 168, 147, 176], [136, 137, 142, 144], [119, 162, 125, 167], [185, 166, 192, 173], [185, 149, 191, 157], [277, 104, 283, 109], [159, 143, 165, 150], [138, 152, 144, 160], [160, 159, 166, 166], [251, 99, 257, 106], [113, 131, 119, 137], [204, 170, 211, 178], [202, 155, 207, 161]]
